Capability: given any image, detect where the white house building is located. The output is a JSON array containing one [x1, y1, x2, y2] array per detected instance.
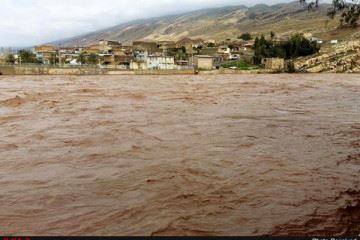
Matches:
[[146, 55, 176, 70]]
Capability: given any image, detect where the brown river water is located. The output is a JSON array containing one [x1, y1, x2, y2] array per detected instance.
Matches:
[[0, 74, 359, 236]]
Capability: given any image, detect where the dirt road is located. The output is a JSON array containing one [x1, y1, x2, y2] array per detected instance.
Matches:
[[0, 74, 359, 235]]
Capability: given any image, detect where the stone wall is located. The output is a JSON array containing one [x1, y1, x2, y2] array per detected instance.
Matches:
[[293, 40, 360, 73]]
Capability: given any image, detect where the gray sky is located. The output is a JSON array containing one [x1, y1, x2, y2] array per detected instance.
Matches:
[[0, 0, 291, 47]]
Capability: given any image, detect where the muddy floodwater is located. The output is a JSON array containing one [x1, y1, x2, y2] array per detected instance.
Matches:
[[0, 74, 359, 236]]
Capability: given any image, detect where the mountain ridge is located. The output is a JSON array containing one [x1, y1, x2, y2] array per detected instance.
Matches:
[[54, 1, 351, 47]]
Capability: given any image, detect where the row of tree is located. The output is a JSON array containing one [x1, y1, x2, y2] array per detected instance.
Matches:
[[253, 33, 320, 64], [6, 50, 100, 65], [6, 50, 41, 64]]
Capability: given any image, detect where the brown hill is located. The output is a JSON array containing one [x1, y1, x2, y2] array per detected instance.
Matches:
[[54, 1, 357, 46]]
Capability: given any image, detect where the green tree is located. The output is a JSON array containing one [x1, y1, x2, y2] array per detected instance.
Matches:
[[6, 54, 16, 64], [18, 50, 39, 64], [270, 31, 276, 40], [50, 53, 59, 65], [77, 53, 86, 65], [176, 47, 188, 60], [238, 33, 252, 41], [86, 54, 98, 65], [301, 0, 360, 27], [253, 34, 319, 64]]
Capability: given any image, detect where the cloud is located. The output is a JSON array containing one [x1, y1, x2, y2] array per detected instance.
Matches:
[[0, 0, 290, 47]]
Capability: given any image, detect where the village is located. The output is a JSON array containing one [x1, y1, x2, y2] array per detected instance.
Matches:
[[0, 32, 338, 73]]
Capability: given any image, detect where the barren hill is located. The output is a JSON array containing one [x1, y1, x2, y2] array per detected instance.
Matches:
[[55, 1, 358, 47]]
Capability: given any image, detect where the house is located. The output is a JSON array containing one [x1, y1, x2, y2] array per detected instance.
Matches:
[[146, 55, 176, 70], [309, 37, 323, 44], [0, 54, 7, 64], [194, 55, 214, 70], [261, 58, 284, 70], [176, 38, 194, 54], [217, 45, 232, 60], [192, 38, 204, 48], [218, 46, 231, 54], [99, 39, 122, 54], [34, 44, 57, 64], [157, 41, 177, 49], [114, 54, 133, 68], [133, 40, 158, 53], [99, 54, 115, 65], [242, 41, 255, 48], [176, 60, 189, 66], [82, 45, 100, 54], [331, 40, 338, 45], [130, 61, 147, 70]]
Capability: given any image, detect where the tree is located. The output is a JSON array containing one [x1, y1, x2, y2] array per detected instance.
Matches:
[[270, 31, 276, 40], [238, 33, 252, 41], [6, 54, 15, 64], [50, 53, 58, 65], [18, 50, 39, 64], [301, 0, 360, 27], [77, 53, 86, 65], [86, 54, 98, 65], [253, 34, 319, 64]]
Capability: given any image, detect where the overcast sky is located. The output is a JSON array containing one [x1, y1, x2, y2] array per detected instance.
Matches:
[[0, 0, 292, 47]]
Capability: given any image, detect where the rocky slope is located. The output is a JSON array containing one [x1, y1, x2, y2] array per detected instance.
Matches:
[[294, 41, 360, 73]]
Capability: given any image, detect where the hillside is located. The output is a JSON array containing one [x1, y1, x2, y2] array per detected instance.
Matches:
[[55, 1, 357, 47]]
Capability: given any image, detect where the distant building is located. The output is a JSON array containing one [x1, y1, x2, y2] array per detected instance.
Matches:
[[34, 44, 56, 64], [194, 55, 214, 70], [243, 41, 255, 48], [130, 61, 147, 70], [0, 54, 7, 64], [309, 37, 323, 44], [261, 58, 284, 70], [331, 40, 338, 45], [133, 40, 158, 53], [146, 55, 176, 70], [199, 47, 218, 56], [99, 39, 121, 54], [218, 46, 231, 54], [82, 45, 100, 54]]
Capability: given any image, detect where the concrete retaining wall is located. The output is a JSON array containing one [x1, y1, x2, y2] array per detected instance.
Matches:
[[0, 65, 195, 75], [198, 69, 277, 74], [0, 65, 276, 75]]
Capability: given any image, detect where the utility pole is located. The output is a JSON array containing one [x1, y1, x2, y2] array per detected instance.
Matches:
[[165, 48, 167, 70], [191, 45, 194, 69]]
